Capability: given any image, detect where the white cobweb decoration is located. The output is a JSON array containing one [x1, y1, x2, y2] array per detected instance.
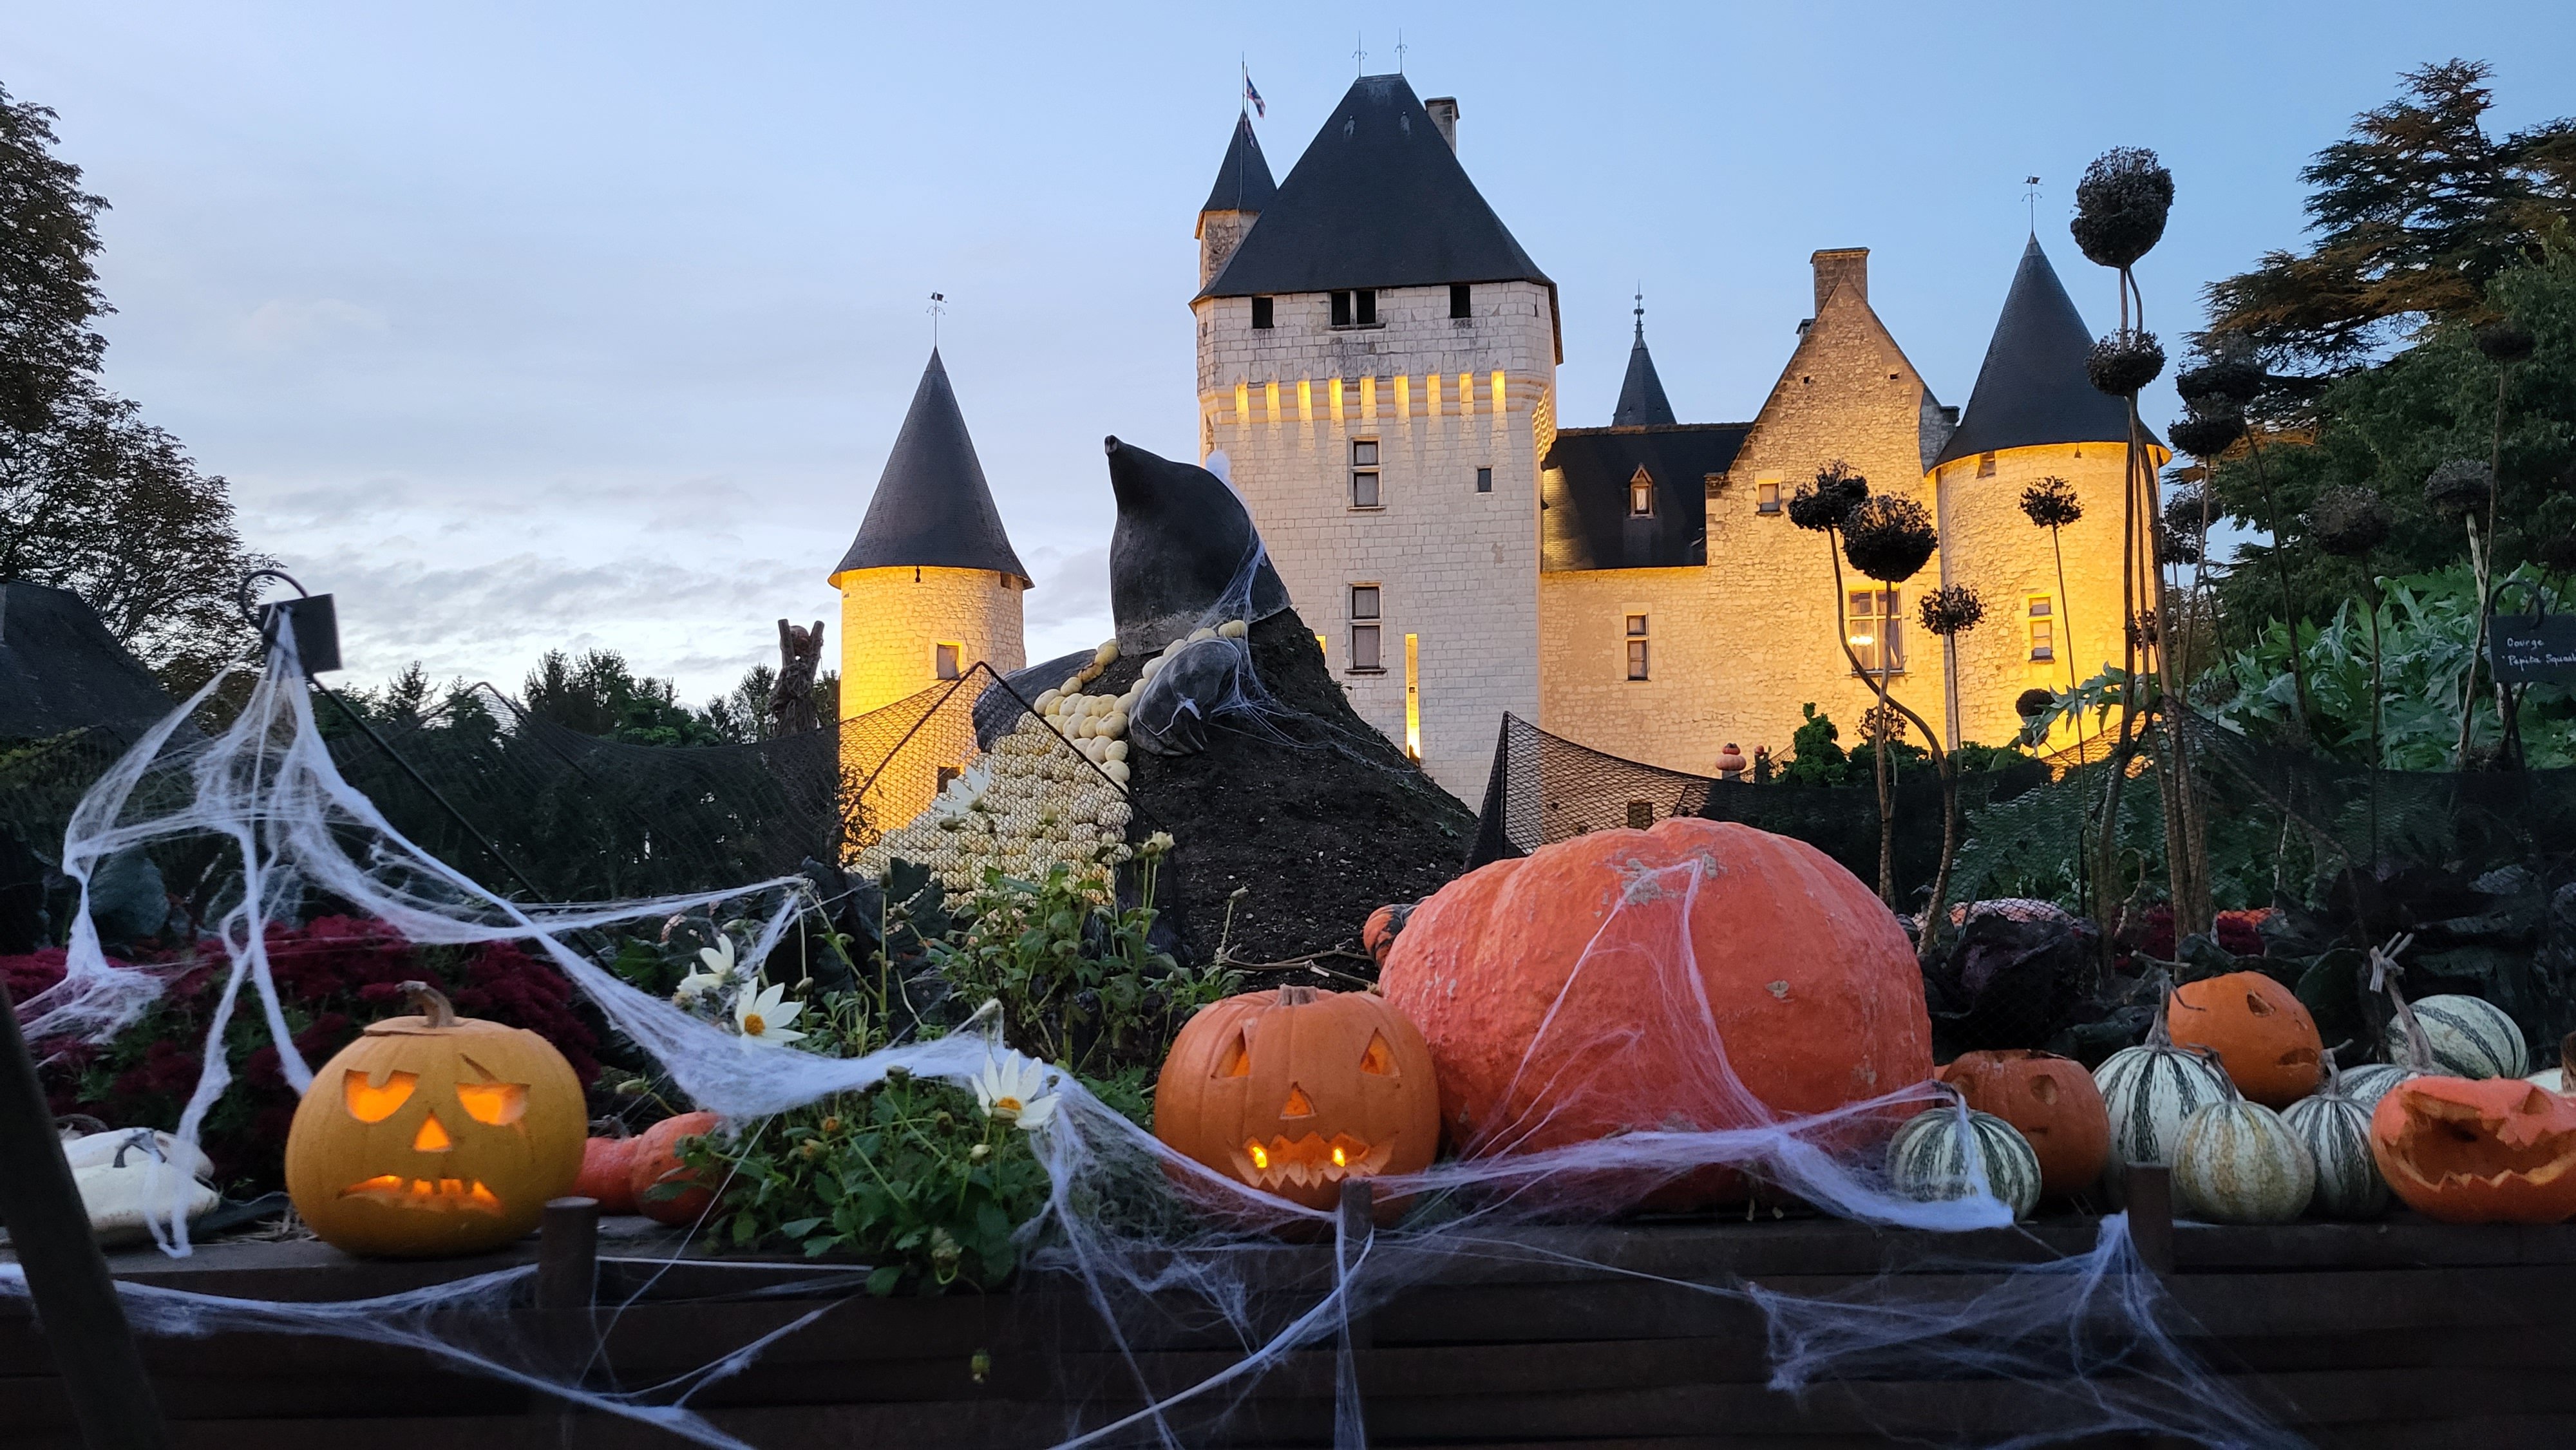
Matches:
[[1, 633, 2298, 1449]]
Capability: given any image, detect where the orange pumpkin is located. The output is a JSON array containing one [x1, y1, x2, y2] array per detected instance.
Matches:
[[2165, 971, 2323, 1107], [1155, 986, 1439, 1212], [628, 1111, 724, 1226], [1361, 903, 1413, 967], [1379, 818, 1932, 1183], [285, 981, 585, 1257], [574, 1134, 640, 1214], [2370, 1077, 2576, 1224], [1936, 1050, 2110, 1200]]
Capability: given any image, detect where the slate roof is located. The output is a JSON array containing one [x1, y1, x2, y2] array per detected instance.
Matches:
[[831, 350, 1032, 587], [1198, 74, 1552, 302], [0, 578, 178, 740], [1934, 236, 2143, 467], [1541, 424, 1752, 571], [1200, 113, 1276, 216], [1612, 315, 1677, 428]]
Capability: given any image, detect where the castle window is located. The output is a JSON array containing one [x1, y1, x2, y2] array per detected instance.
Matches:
[[934, 643, 961, 680], [1330, 288, 1379, 328], [1251, 296, 1273, 330], [1350, 438, 1381, 509], [1625, 614, 1650, 681], [1450, 283, 1472, 319], [1349, 585, 1384, 673], [1756, 480, 1781, 514], [1629, 468, 1654, 517], [1846, 591, 1904, 675], [1977, 451, 1997, 478], [2028, 596, 2055, 661], [1475, 466, 1493, 493]]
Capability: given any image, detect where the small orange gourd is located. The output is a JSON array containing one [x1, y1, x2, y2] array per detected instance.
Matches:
[[574, 1133, 641, 1214], [628, 1111, 724, 1225], [2166, 971, 2324, 1108], [285, 981, 585, 1257]]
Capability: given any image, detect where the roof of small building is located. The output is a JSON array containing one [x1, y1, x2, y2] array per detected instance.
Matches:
[[1200, 112, 1276, 216], [1933, 236, 2141, 467], [1542, 423, 1752, 572], [831, 350, 1032, 587], [1612, 315, 1678, 428], [0, 578, 178, 741], [1198, 74, 1552, 301]]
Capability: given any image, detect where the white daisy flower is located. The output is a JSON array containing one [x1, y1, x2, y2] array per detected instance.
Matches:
[[973, 1050, 1058, 1133], [679, 935, 737, 997], [732, 981, 808, 1048]]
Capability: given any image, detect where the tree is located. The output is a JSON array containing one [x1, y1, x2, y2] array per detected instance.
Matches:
[[2202, 61, 2576, 381], [698, 662, 839, 744], [0, 83, 267, 695], [522, 648, 723, 746]]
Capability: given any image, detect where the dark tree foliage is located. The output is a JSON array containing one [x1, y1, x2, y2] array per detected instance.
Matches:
[[522, 648, 726, 746], [0, 82, 265, 695], [2202, 61, 2576, 378], [701, 662, 840, 744]]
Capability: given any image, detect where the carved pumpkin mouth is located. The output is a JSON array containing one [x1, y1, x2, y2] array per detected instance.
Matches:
[[339, 1175, 506, 1213], [2385, 1097, 2576, 1192], [1235, 1133, 1394, 1191]]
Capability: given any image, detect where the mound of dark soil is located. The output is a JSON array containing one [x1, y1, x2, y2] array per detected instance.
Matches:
[[1102, 608, 1475, 968]]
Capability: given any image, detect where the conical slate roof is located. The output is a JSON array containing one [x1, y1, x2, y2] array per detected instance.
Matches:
[[1933, 236, 2139, 467], [830, 350, 1030, 587], [1612, 313, 1676, 427], [1200, 112, 1275, 215], [1198, 74, 1551, 299]]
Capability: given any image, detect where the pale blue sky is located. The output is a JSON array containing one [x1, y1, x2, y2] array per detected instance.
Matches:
[[10, 2, 2572, 699]]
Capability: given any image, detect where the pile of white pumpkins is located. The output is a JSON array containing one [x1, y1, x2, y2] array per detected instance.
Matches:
[[1888, 967, 2576, 1227], [851, 627, 1239, 894]]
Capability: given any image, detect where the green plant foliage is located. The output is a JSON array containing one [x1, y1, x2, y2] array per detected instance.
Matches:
[[681, 1068, 1051, 1295], [1782, 703, 1850, 786]]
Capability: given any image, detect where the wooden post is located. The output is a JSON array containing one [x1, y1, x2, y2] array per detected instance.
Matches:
[[0, 979, 171, 1449], [2125, 1163, 2176, 1276], [536, 1196, 600, 1312]]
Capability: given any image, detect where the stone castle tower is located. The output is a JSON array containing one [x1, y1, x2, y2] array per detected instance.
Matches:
[[828, 348, 1031, 720], [1193, 76, 1559, 798]]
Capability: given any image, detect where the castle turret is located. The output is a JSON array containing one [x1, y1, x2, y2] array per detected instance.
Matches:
[[829, 349, 1030, 721], [1611, 299, 1677, 427], [1191, 74, 1558, 800], [1927, 235, 2163, 753], [1197, 113, 1276, 288]]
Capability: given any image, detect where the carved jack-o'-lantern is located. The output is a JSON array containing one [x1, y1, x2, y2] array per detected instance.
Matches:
[[285, 981, 585, 1257], [1155, 986, 1439, 1211]]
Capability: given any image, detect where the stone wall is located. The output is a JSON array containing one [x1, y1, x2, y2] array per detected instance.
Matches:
[[833, 564, 1027, 719]]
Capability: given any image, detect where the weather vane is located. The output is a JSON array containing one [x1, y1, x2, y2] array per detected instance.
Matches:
[[1354, 33, 1366, 75], [928, 291, 946, 346], [2024, 176, 2041, 231], [1633, 284, 1645, 338], [1396, 31, 1407, 73]]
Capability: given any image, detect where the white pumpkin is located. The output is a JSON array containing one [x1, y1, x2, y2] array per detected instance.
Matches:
[[2387, 994, 2528, 1079], [2094, 1039, 2231, 1183], [62, 1128, 214, 1180], [1887, 1106, 2042, 1219], [2173, 1097, 2314, 1224], [2280, 1087, 2387, 1219]]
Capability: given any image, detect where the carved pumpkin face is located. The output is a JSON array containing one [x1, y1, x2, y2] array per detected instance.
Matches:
[[286, 982, 585, 1256], [1155, 986, 1439, 1210], [2369, 1076, 2576, 1225], [2166, 972, 2323, 1108], [1935, 1050, 2110, 1200]]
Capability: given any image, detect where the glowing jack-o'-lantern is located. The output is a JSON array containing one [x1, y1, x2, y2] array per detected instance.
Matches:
[[286, 981, 585, 1257], [1155, 986, 1439, 1212], [2369, 1076, 2576, 1225]]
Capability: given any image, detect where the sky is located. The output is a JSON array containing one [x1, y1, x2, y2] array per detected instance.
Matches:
[[10, 2, 2574, 702]]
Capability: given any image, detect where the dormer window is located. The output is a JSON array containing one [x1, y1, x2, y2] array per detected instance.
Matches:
[[1330, 289, 1378, 328], [1251, 296, 1274, 330], [1628, 468, 1655, 517], [1450, 283, 1472, 319]]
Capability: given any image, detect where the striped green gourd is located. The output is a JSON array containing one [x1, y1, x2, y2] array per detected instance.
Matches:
[[2387, 993, 2528, 1080], [2280, 1055, 2387, 1219], [1888, 1105, 2041, 1220], [2174, 1091, 2315, 1225], [2094, 1021, 2231, 1202], [2340, 1062, 2421, 1113]]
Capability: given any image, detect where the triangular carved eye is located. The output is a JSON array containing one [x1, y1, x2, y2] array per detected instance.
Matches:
[[1282, 1084, 1315, 1118], [1359, 1033, 1398, 1077], [1216, 1032, 1251, 1077]]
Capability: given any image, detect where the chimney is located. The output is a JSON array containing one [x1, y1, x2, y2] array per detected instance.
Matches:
[[1811, 248, 1868, 312], [1425, 97, 1459, 153]]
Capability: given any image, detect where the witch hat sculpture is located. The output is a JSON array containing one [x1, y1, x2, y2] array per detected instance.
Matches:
[[1103, 437, 1290, 654]]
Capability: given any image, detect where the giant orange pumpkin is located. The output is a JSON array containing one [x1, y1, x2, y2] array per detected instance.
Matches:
[[2369, 1077, 2576, 1224], [1156, 986, 1439, 1212], [1936, 1050, 2110, 1200], [1379, 818, 1932, 1183], [2166, 971, 2323, 1108], [285, 981, 585, 1257]]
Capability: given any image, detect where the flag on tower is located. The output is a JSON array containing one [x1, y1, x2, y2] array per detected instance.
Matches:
[[1243, 71, 1265, 118]]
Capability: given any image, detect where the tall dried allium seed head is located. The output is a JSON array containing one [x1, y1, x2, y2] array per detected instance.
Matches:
[[2175, 339, 2265, 408], [1859, 704, 1906, 744], [1788, 461, 1870, 532], [2167, 404, 2246, 460], [2307, 485, 2392, 558], [1918, 585, 1985, 637], [2020, 476, 2083, 531], [2070, 147, 2175, 270], [2475, 319, 2535, 365], [2087, 329, 2166, 397], [2422, 458, 2494, 520], [1841, 494, 1938, 583], [2015, 687, 2056, 720]]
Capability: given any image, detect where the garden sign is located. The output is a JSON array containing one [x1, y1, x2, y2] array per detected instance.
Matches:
[[2492, 614, 2576, 686]]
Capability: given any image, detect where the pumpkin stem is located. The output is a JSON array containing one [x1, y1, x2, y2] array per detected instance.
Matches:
[[2146, 968, 2177, 1049], [1276, 985, 1320, 1006], [399, 980, 459, 1029], [2560, 1031, 2575, 1081], [2367, 936, 2434, 1073], [2320, 1040, 2352, 1097]]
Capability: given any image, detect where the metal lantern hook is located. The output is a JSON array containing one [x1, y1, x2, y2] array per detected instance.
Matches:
[[240, 567, 343, 676]]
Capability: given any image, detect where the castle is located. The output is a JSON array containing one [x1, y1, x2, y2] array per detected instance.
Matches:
[[831, 73, 2152, 805]]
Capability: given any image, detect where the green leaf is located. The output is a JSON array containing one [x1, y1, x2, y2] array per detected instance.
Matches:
[[778, 1216, 826, 1239], [866, 1264, 904, 1296]]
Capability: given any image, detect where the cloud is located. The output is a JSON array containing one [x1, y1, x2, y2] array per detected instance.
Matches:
[[239, 297, 389, 352]]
